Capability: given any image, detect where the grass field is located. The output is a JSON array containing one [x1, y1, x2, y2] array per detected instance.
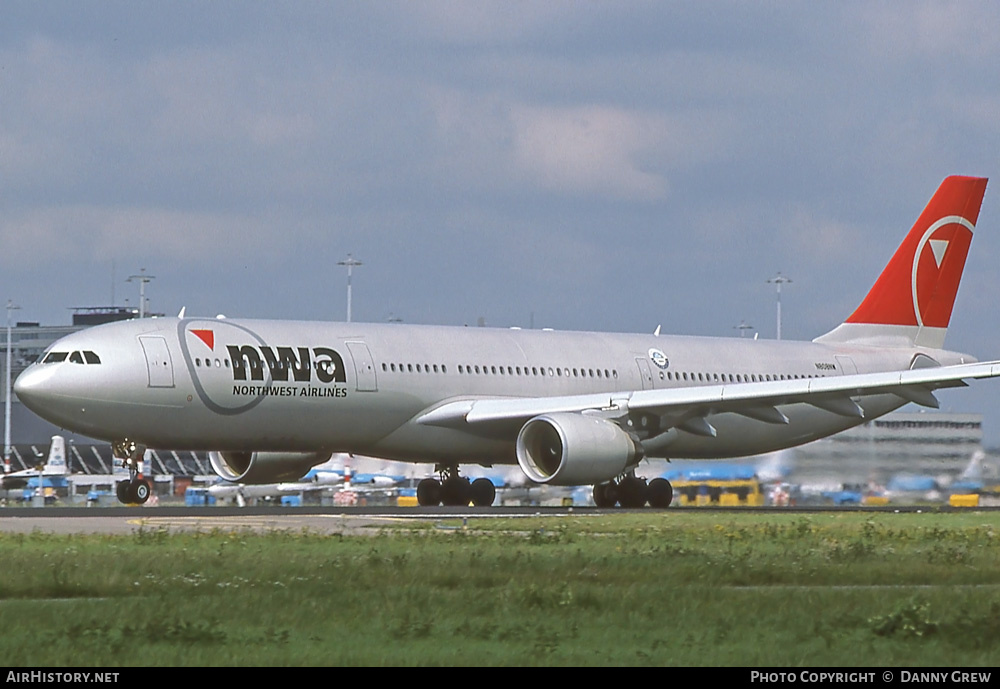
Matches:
[[1, 511, 998, 666]]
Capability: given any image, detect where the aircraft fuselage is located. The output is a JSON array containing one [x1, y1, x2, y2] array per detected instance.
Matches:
[[13, 316, 970, 466]]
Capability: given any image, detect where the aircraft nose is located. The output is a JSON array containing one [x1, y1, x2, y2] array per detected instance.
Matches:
[[13, 365, 58, 415]]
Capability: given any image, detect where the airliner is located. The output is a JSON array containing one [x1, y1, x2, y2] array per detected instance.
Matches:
[[206, 455, 345, 506], [14, 176, 998, 508], [204, 453, 402, 506], [2, 435, 68, 490]]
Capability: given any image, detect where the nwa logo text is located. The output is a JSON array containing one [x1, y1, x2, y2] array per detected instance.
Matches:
[[226, 345, 347, 384]]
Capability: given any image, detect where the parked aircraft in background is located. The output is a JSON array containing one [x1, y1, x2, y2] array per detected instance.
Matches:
[[2, 435, 68, 490], [657, 450, 793, 484], [881, 449, 991, 503], [351, 472, 406, 487], [206, 453, 405, 506], [884, 474, 943, 502], [206, 457, 345, 506], [14, 176, 999, 507], [948, 449, 994, 495]]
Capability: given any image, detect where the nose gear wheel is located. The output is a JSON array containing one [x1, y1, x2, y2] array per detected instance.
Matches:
[[112, 438, 151, 505]]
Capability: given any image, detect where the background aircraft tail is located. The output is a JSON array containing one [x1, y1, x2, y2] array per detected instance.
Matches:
[[815, 175, 988, 349], [1, 435, 67, 490], [43, 436, 67, 475]]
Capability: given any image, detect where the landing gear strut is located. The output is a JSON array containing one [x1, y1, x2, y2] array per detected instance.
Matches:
[[113, 439, 151, 505], [416, 465, 496, 507], [593, 473, 673, 509]]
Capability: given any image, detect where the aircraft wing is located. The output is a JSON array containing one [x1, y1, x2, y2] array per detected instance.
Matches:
[[416, 360, 1000, 432], [2, 469, 38, 489]]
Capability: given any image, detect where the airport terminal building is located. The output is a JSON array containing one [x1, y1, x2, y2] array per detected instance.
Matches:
[[791, 411, 986, 483]]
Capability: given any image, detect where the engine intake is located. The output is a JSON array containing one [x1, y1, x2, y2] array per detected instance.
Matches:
[[516, 413, 639, 485], [209, 451, 331, 484]]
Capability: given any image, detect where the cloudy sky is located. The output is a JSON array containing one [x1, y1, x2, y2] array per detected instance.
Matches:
[[4, 2, 1000, 441]]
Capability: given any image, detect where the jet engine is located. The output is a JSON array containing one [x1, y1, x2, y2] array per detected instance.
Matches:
[[208, 451, 331, 484], [516, 413, 640, 485]]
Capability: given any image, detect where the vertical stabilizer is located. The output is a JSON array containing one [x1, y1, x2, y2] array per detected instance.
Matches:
[[815, 176, 988, 348], [45, 436, 67, 475]]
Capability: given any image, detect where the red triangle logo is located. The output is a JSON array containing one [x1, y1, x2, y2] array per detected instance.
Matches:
[[191, 329, 214, 350]]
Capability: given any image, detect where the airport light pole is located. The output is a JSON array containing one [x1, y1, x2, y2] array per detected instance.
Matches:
[[338, 254, 363, 323], [766, 272, 791, 340], [5, 300, 20, 474], [127, 269, 155, 319]]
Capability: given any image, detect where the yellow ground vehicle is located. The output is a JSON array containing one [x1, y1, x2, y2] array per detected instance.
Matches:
[[949, 493, 980, 507], [673, 478, 765, 507]]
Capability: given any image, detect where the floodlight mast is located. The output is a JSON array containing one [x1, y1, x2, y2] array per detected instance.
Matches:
[[766, 272, 792, 340], [126, 269, 155, 319], [5, 300, 20, 474], [337, 254, 363, 323]]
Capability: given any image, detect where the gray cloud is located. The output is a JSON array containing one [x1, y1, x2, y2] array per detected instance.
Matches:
[[3, 1, 1000, 438]]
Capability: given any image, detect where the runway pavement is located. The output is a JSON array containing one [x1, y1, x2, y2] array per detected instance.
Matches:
[[0, 505, 583, 535], [0, 504, 995, 536]]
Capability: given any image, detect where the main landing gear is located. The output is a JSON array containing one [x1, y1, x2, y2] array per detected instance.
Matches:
[[593, 473, 673, 509], [417, 465, 496, 507], [112, 439, 152, 505]]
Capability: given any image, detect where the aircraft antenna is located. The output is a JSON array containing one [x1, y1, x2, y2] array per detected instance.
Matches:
[[337, 254, 363, 323], [5, 300, 21, 474], [766, 272, 792, 340]]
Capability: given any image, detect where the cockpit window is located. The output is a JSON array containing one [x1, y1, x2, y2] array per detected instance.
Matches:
[[41, 350, 101, 364]]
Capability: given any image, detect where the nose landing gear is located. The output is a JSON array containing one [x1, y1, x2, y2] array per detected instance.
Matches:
[[112, 439, 152, 505]]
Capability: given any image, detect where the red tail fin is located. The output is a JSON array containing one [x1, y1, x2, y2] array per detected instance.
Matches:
[[816, 176, 988, 349]]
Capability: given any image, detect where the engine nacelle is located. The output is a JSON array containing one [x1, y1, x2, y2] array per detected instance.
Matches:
[[516, 413, 640, 485], [209, 451, 331, 484]]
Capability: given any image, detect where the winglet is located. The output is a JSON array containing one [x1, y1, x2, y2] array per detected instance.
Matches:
[[815, 176, 988, 349]]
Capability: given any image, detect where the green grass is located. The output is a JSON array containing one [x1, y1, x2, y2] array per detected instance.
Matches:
[[1, 512, 999, 665]]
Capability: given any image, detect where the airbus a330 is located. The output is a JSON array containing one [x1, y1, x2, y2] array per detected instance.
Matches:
[[15, 176, 997, 507]]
